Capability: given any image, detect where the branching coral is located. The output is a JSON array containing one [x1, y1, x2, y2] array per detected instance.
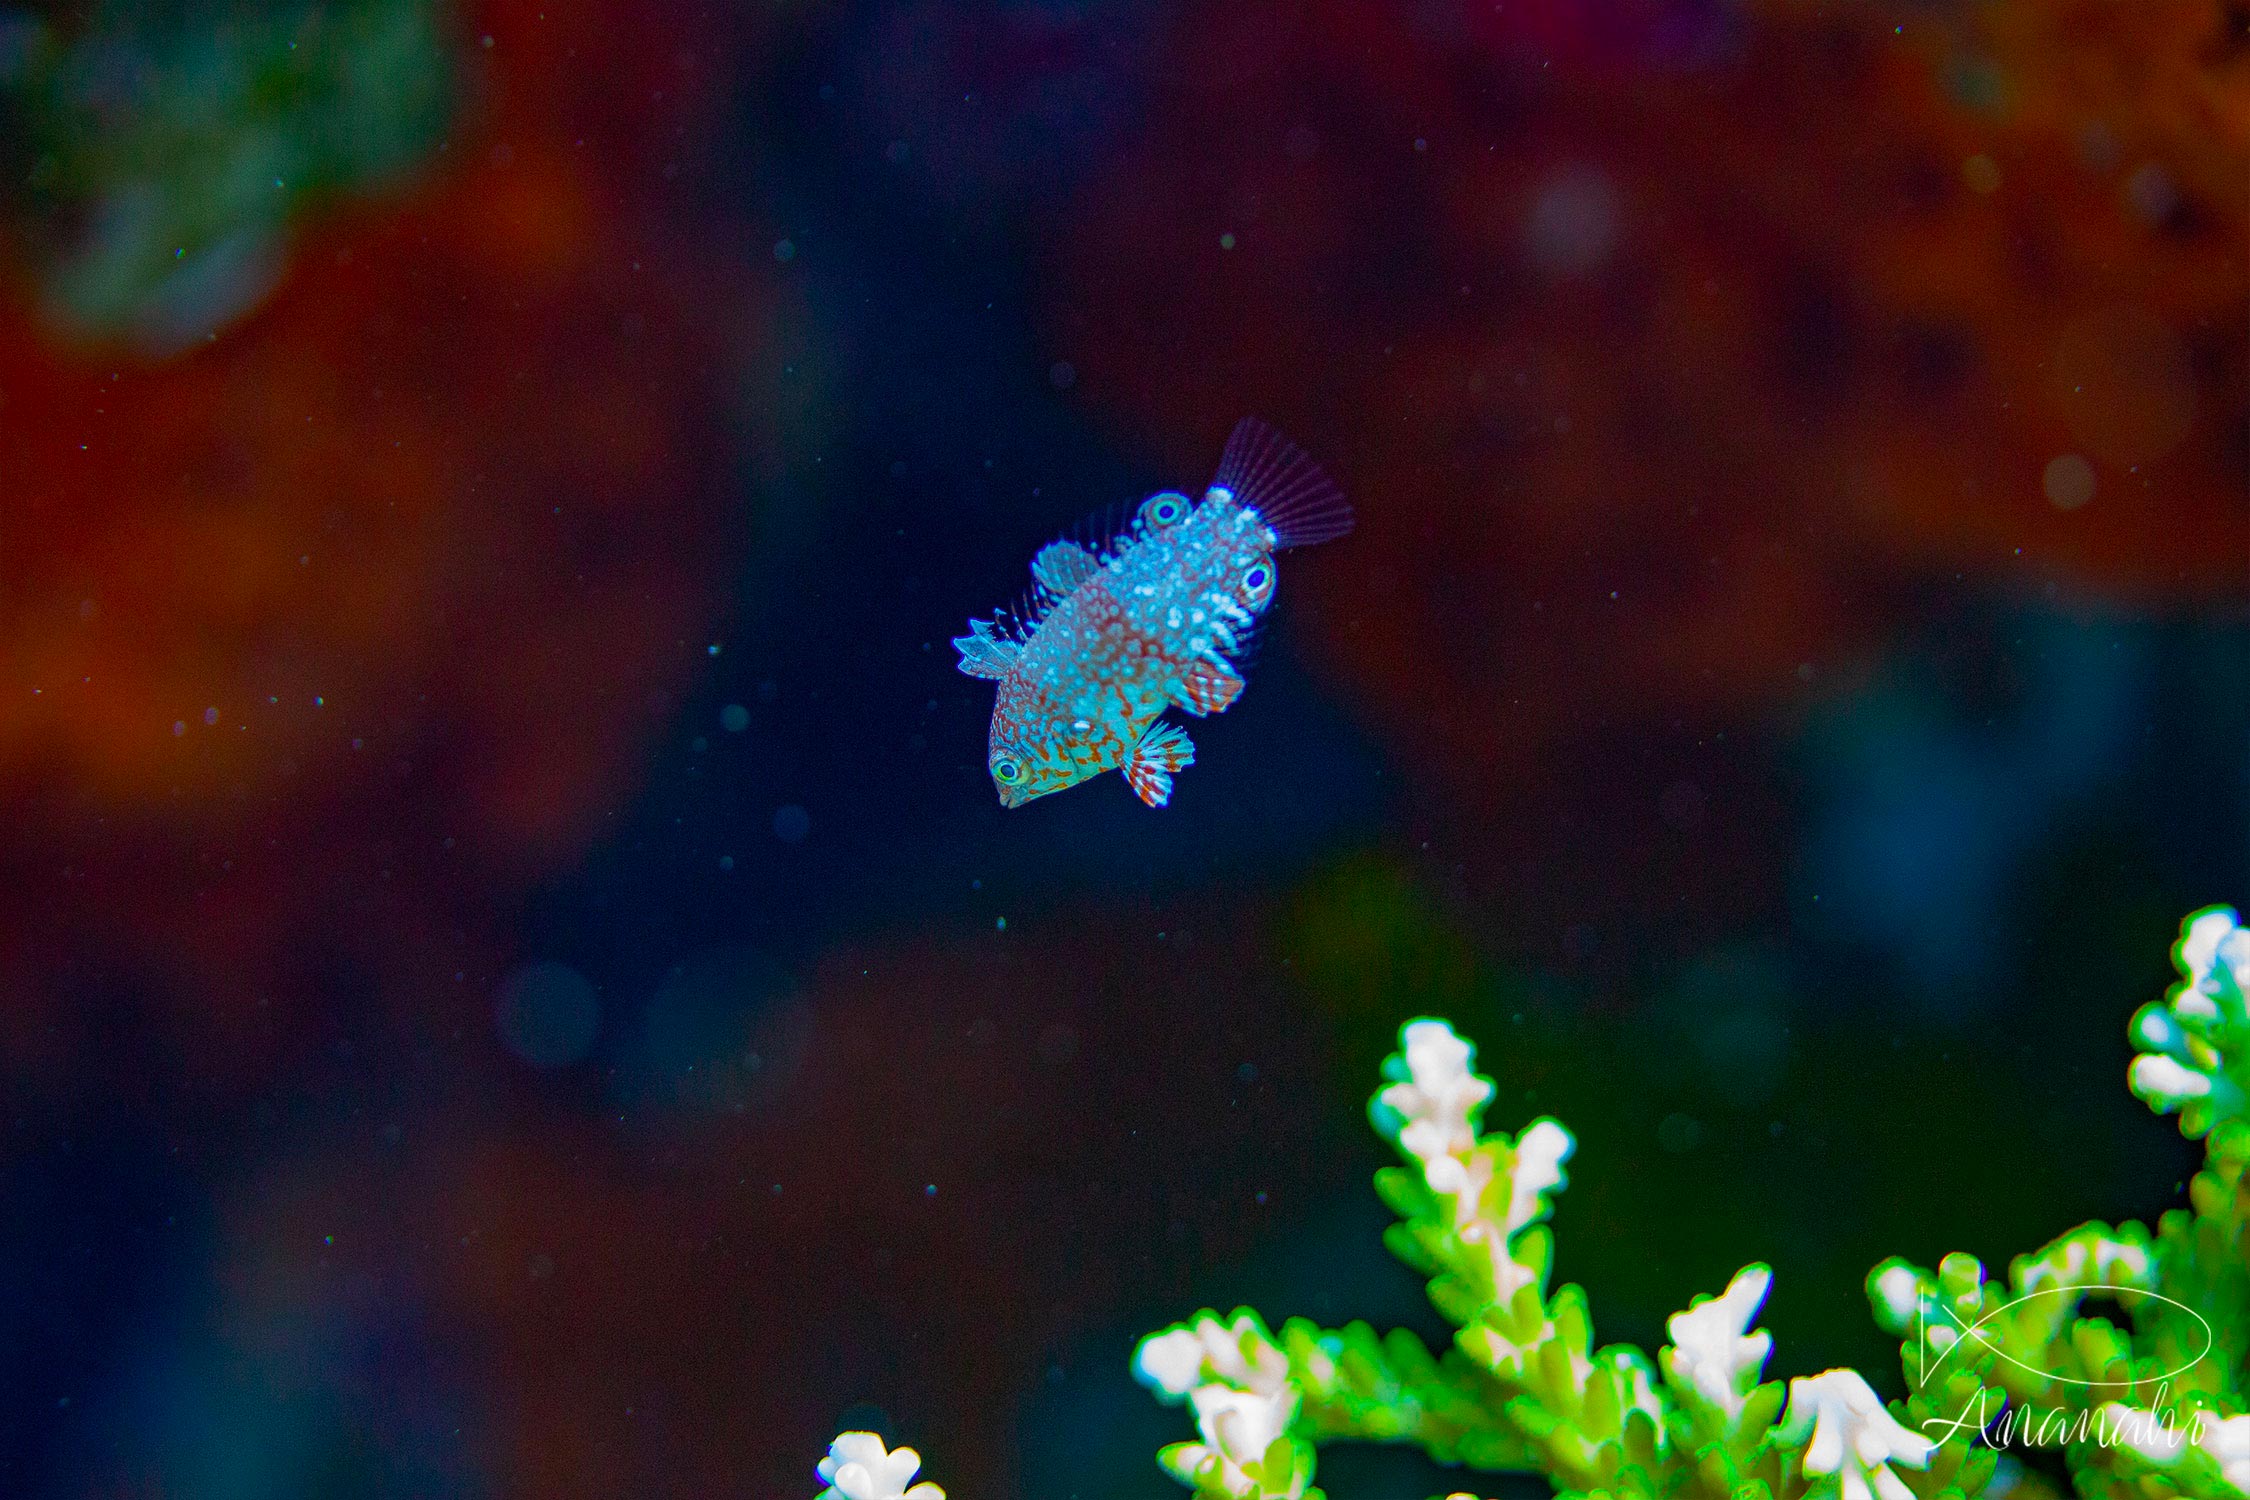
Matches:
[[814, 906, 2249, 1499], [1119, 905, 2250, 1500]]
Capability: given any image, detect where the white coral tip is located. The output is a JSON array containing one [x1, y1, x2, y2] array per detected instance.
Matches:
[[1872, 1264, 1921, 1323], [2132, 1054, 2212, 1101], [816, 1434, 943, 1500], [1782, 1370, 1932, 1500], [1136, 1328, 1209, 1396], [1667, 1265, 1773, 1419], [1379, 1019, 1496, 1162], [1506, 1119, 1574, 1231], [2182, 910, 2239, 986]]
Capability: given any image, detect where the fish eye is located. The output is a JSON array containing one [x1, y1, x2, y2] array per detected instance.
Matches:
[[1241, 562, 1274, 600], [1140, 492, 1189, 528], [993, 758, 1023, 784]]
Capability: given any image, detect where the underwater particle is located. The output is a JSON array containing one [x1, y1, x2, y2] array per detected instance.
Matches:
[[1219, 232, 1236, 249], [1657, 1111, 1705, 1153], [494, 961, 602, 1068], [773, 238, 796, 262], [2043, 453, 2097, 510], [202, 706, 218, 725], [772, 803, 810, 842], [1522, 164, 1622, 278], [720, 703, 749, 732], [718, 855, 733, 870], [172, 720, 186, 736], [1049, 360, 1076, 390], [691, 735, 708, 752], [1961, 153, 2002, 194]]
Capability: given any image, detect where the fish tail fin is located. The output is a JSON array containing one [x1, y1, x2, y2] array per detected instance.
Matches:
[[1209, 417, 1353, 549]]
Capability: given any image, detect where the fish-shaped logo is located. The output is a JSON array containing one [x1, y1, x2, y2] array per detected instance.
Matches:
[[955, 418, 1352, 808]]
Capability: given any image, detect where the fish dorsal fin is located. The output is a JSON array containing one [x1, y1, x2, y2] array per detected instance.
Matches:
[[1210, 417, 1353, 549], [952, 617, 1023, 680], [1031, 540, 1101, 598]]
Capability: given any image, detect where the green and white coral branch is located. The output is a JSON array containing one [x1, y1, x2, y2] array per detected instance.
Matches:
[[814, 905, 2250, 1500], [1131, 907, 2249, 1500], [1866, 906, 2250, 1500], [1139, 1016, 1923, 1500], [2130, 907, 2250, 1137]]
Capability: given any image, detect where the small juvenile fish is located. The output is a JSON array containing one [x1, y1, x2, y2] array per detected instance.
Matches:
[[955, 418, 1353, 808]]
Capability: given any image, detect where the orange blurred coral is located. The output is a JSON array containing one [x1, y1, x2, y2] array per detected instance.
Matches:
[[0, 0, 764, 1034], [1048, 0, 2247, 805]]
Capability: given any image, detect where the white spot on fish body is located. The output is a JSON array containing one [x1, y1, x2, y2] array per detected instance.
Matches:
[[1166, 607, 1183, 628]]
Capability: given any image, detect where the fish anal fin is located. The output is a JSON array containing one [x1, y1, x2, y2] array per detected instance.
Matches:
[[1124, 721, 1195, 808], [1182, 661, 1245, 716], [1031, 540, 1100, 597]]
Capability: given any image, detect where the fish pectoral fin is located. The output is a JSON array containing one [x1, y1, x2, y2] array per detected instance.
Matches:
[[953, 618, 1022, 680], [1180, 661, 1246, 716], [1031, 540, 1100, 597], [1124, 722, 1195, 808]]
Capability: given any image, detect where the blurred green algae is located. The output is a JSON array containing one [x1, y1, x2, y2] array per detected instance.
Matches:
[[0, 0, 454, 352]]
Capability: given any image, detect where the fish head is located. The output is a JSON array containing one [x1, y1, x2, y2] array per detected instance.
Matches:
[[986, 730, 1098, 807], [986, 690, 1102, 808]]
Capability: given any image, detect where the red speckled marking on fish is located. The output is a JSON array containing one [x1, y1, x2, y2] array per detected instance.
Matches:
[[955, 419, 1352, 808]]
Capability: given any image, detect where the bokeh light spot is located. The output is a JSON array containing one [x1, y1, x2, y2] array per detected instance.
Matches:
[[720, 703, 749, 732], [2043, 453, 2096, 511], [1522, 164, 1621, 278], [772, 803, 810, 842]]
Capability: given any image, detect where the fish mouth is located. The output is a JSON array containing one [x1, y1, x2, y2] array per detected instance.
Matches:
[[996, 779, 1053, 809]]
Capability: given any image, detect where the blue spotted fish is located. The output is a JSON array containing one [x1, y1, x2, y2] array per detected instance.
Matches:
[[954, 419, 1352, 808]]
